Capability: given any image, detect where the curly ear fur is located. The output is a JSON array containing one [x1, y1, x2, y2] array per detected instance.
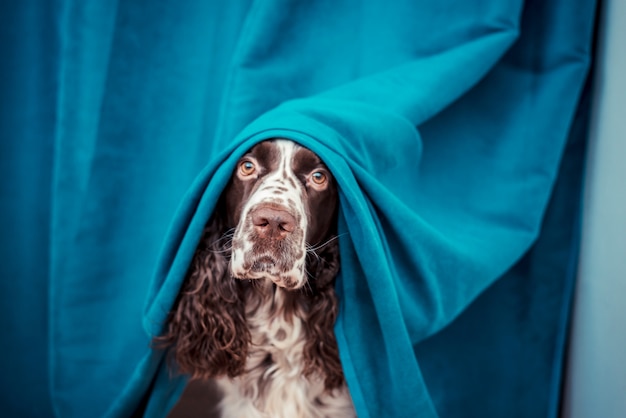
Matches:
[[303, 237, 345, 390], [154, 215, 249, 379]]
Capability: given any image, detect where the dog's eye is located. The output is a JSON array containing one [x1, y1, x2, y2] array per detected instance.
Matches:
[[311, 171, 327, 185], [239, 160, 256, 176]]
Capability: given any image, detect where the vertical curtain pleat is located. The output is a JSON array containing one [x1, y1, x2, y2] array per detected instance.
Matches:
[[0, 2, 57, 416]]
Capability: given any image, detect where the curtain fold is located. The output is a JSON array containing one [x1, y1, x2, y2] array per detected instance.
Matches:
[[0, 0, 595, 417], [0, 2, 57, 416]]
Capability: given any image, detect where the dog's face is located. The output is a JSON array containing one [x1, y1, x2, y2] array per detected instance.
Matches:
[[224, 139, 338, 290]]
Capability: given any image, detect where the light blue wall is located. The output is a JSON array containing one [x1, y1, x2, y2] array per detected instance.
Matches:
[[564, 1, 626, 416]]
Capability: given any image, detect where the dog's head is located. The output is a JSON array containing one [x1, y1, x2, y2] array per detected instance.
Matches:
[[157, 139, 344, 388], [224, 139, 338, 290]]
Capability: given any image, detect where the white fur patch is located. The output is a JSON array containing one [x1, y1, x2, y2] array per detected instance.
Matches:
[[216, 287, 355, 418], [230, 140, 309, 289]]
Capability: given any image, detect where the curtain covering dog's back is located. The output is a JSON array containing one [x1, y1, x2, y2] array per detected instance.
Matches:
[[0, 0, 595, 417]]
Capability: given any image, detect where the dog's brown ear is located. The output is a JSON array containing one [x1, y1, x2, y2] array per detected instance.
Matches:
[[303, 237, 345, 390], [154, 216, 249, 379]]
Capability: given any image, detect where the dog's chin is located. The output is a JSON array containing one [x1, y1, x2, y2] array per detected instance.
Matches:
[[250, 256, 276, 273], [231, 261, 303, 290], [271, 275, 302, 291]]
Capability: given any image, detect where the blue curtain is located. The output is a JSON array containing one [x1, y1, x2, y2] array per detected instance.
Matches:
[[0, 0, 595, 417]]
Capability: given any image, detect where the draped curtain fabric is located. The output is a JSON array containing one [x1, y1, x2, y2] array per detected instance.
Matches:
[[0, 1, 595, 417]]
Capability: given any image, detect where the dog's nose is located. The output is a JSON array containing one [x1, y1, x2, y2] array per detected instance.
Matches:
[[251, 206, 296, 239]]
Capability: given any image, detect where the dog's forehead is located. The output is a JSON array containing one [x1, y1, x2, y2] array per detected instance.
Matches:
[[247, 140, 321, 173], [292, 146, 322, 173], [247, 141, 282, 169]]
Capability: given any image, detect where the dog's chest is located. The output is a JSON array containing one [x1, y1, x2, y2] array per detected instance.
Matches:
[[216, 289, 353, 418]]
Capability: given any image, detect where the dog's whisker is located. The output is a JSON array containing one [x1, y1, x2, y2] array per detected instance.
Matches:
[[306, 233, 346, 252], [305, 250, 322, 264], [203, 245, 233, 255], [210, 232, 234, 247], [303, 279, 314, 295]]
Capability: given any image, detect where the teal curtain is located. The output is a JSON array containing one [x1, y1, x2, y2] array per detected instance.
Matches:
[[0, 1, 595, 417]]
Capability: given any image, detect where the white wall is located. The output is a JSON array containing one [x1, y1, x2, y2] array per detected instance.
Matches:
[[563, 1, 626, 417]]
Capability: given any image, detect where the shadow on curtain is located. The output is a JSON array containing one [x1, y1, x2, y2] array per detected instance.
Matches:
[[0, 0, 595, 417]]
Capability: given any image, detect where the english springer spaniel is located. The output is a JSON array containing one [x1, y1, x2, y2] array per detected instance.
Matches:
[[157, 139, 355, 417]]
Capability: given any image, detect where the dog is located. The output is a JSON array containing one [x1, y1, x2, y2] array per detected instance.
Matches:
[[156, 139, 355, 417]]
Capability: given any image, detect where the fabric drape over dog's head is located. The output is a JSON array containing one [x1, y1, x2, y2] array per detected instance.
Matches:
[[138, 0, 595, 413]]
